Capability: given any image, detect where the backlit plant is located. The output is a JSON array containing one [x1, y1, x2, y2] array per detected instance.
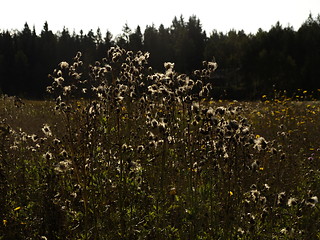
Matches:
[[0, 47, 319, 240]]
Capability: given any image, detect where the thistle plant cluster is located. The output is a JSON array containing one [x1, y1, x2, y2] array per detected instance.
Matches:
[[0, 47, 319, 239]]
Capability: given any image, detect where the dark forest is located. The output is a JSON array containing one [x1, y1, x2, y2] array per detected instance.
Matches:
[[1, 14, 320, 99]]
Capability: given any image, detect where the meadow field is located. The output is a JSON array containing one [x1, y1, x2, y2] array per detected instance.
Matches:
[[1, 47, 320, 239]]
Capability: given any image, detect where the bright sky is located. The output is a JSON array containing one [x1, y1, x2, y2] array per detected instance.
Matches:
[[1, 0, 319, 37]]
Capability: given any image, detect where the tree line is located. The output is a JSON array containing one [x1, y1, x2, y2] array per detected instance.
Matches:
[[1, 14, 320, 99]]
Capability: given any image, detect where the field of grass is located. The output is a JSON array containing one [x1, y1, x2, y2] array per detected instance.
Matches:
[[1, 47, 320, 239]]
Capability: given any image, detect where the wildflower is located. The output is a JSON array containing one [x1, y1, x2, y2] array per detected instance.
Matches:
[[194, 69, 201, 75], [215, 106, 226, 115], [63, 86, 71, 95], [53, 138, 61, 145], [43, 152, 53, 160], [149, 140, 157, 148], [105, 64, 112, 72], [60, 149, 68, 158], [54, 77, 64, 86], [75, 51, 82, 59], [287, 197, 298, 207], [14, 206, 21, 211], [250, 189, 260, 202], [270, 147, 277, 154], [148, 131, 155, 140], [158, 121, 166, 133], [199, 86, 209, 97], [192, 120, 198, 126], [157, 139, 164, 146], [29, 147, 37, 152], [3, 219, 7, 226], [167, 135, 174, 144], [169, 187, 177, 196], [135, 54, 148, 65], [137, 145, 145, 153], [206, 107, 214, 118], [144, 52, 150, 60], [250, 184, 257, 190], [207, 61, 218, 71], [112, 52, 121, 62], [306, 196, 318, 207], [261, 207, 268, 220], [54, 160, 73, 173], [237, 227, 245, 235], [57, 102, 67, 112], [129, 161, 142, 173], [72, 61, 79, 69], [254, 137, 267, 151], [277, 192, 286, 206], [56, 96, 62, 105], [71, 72, 81, 80], [151, 119, 158, 128], [42, 124, 52, 137], [20, 132, 28, 142], [46, 86, 53, 93], [280, 228, 288, 235], [122, 143, 128, 152], [191, 102, 200, 114], [248, 213, 255, 225], [31, 134, 38, 142], [260, 196, 267, 205], [263, 184, 270, 191], [251, 160, 259, 172], [164, 62, 174, 70]]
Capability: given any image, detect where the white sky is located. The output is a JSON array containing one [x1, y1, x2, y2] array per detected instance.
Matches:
[[1, 0, 319, 37]]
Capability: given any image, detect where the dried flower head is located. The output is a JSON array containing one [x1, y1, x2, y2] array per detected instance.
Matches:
[[31, 134, 38, 142], [169, 187, 177, 196], [207, 61, 218, 71], [53, 138, 61, 145], [59, 61, 69, 69], [60, 149, 68, 158], [43, 152, 53, 160], [164, 62, 175, 70], [277, 192, 286, 206], [42, 124, 52, 137], [151, 119, 158, 128], [54, 160, 73, 173], [137, 145, 145, 153], [254, 137, 267, 151], [306, 196, 318, 207], [287, 197, 298, 207]]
